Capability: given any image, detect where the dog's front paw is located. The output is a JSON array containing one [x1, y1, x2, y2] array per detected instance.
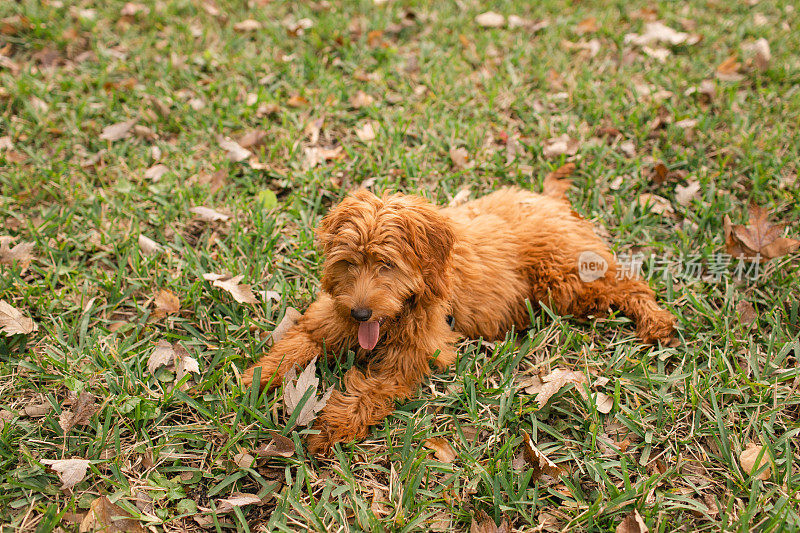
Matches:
[[305, 421, 339, 456], [638, 309, 678, 346]]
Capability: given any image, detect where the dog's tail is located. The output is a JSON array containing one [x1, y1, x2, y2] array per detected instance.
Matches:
[[542, 162, 575, 200]]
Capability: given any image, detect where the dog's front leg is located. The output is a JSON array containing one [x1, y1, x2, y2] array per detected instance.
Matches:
[[305, 351, 430, 455], [242, 294, 346, 390]]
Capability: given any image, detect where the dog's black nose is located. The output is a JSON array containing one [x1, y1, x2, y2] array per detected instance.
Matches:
[[351, 308, 373, 321]]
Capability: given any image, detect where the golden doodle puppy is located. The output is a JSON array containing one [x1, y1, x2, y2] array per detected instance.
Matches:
[[243, 185, 676, 454]]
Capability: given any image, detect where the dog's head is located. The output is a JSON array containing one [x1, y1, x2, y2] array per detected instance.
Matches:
[[316, 189, 455, 349]]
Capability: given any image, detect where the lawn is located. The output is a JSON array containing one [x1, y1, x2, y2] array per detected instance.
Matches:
[[1, 0, 799, 531]]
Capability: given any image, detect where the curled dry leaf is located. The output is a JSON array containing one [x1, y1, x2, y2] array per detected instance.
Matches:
[[449, 146, 469, 169], [42, 458, 91, 489], [675, 180, 701, 207], [535, 368, 588, 408], [24, 401, 51, 417], [723, 206, 800, 260], [283, 357, 333, 427], [0, 236, 35, 265], [740, 443, 771, 480], [272, 307, 302, 344], [217, 136, 252, 162], [624, 21, 698, 46], [189, 206, 230, 221], [80, 496, 146, 533], [210, 274, 258, 304], [287, 94, 309, 107], [716, 55, 743, 82], [424, 438, 457, 463], [255, 430, 295, 458], [637, 193, 675, 216], [148, 340, 175, 374], [0, 300, 37, 335], [736, 300, 757, 326], [475, 11, 505, 28], [99, 119, 137, 142], [355, 121, 377, 142], [349, 90, 374, 108], [233, 451, 256, 469], [233, 19, 262, 32], [144, 164, 169, 181], [542, 134, 579, 158], [470, 509, 510, 533], [217, 493, 262, 513], [239, 129, 267, 149], [616, 509, 649, 533], [59, 392, 97, 434], [751, 38, 770, 70], [154, 289, 180, 317], [595, 392, 613, 414], [521, 430, 563, 480], [138, 234, 162, 255], [303, 145, 344, 169]]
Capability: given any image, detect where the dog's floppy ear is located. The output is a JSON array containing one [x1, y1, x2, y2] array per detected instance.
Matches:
[[316, 189, 381, 253], [392, 194, 455, 302]]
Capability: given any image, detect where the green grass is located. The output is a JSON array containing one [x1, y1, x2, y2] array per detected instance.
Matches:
[[1, 0, 799, 531]]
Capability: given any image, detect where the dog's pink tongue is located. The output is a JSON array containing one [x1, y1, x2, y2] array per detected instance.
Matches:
[[358, 320, 380, 350]]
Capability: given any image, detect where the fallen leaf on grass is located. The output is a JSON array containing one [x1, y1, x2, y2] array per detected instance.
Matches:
[[616, 509, 649, 533], [576, 16, 598, 34], [535, 368, 588, 408], [750, 38, 770, 70], [740, 443, 771, 480], [147, 341, 200, 383], [283, 357, 332, 427], [424, 438, 457, 463], [287, 94, 309, 107], [303, 145, 344, 169], [271, 307, 302, 344], [189, 206, 230, 221], [521, 430, 563, 479], [42, 458, 91, 489], [470, 509, 510, 533], [595, 392, 613, 414], [716, 55, 743, 82], [475, 11, 505, 28], [218, 136, 252, 162], [736, 300, 757, 326], [143, 164, 169, 181], [349, 90, 374, 108], [80, 496, 146, 533], [138, 235, 162, 255], [153, 289, 180, 317], [449, 146, 469, 169], [355, 121, 377, 142], [637, 193, 674, 216], [542, 134, 579, 158], [624, 21, 698, 46], [24, 401, 51, 417], [233, 451, 256, 468], [233, 19, 261, 32], [59, 392, 97, 434], [675, 180, 701, 207], [99, 120, 137, 142], [255, 431, 295, 458], [239, 129, 267, 149], [208, 274, 258, 304], [723, 206, 800, 260], [0, 236, 35, 266], [148, 340, 176, 374], [217, 493, 262, 513], [0, 300, 37, 335]]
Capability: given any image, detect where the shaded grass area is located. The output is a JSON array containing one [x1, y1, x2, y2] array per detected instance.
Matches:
[[1, 0, 799, 531]]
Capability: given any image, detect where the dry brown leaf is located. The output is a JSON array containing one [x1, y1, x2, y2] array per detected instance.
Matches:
[[255, 430, 295, 458], [740, 444, 771, 480], [349, 90, 374, 108], [449, 146, 469, 169], [470, 509, 510, 533], [0, 300, 37, 335], [536, 368, 588, 408], [218, 136, 251, 162], [189, 206, 230, 221], [355, 121, 377, 142], [121, 2, 149, 16], [675, 180, 701, 207], [594, 392, 613, 414], [475, 11, 505, 28], [542, 134, 579, 158], [233, 451, 255, 468], [303, 145, 344, 169], [24, 401, 51, 417], [154, 289, 180, 316], [616, 509, 649, 533], [736, 300, 757, 326], [272, 307, 302, 344], [0, 237, 34, 266], [543, 163, 575, 198], [138, 235, 162, 255], [42, 458, 91, 490], [99, 120, 137, 142], [144, 164, 169, 181], [716, 55, 743, 81], [211, 274, 258, 304], [637, 193, 674, 216], [751, 38, 770, 70], [175, 351, 200, 382], [624, 22, 697, 46], [239, 129, 267, 149], [233, 19, 262, 32], [217, 493, 262, 513], [80, 496, 146, 533], [724, 206, 800, 260], [424, 438, 457, 463], [59, 392, 97, 434], [576, 16, 598, 34], [148, 340, 175, 374], [521, 430, 564, 480], [283, 357, 332, 427], [287, 94, 309, 107]]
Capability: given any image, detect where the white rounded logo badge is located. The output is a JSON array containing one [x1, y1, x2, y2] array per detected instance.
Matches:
[[578, 251, 608, 282]]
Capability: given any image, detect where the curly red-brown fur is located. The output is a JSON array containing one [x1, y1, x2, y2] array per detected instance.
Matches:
[[242, 187, 676, 454]]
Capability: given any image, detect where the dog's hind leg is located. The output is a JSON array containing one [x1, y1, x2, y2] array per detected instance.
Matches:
[[242, 294, 348, 390], [605, 277, 676, 344]]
